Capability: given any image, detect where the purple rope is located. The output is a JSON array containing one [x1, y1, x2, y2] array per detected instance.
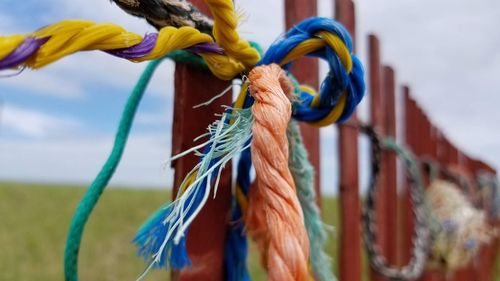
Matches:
[[0, 37, 48, 69], [106, 33, 158, 58], [0, 34, 225, 70]]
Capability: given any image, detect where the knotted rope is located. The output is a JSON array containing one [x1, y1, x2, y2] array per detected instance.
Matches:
[[361, 126, 429, 280], [246, 64, 310, 281]]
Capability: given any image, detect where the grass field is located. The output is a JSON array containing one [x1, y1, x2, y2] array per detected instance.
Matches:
[[0, 182, 498, 281]]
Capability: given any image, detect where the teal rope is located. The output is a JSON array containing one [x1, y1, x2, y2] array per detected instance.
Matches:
[[287, 120, 335, 281], [64, 50, 205, 281]]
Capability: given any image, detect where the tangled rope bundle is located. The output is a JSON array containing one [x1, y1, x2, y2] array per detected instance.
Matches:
[[361, 126, 429, 280], [1, 1, 365, 280], [426, 180, 493, 271]]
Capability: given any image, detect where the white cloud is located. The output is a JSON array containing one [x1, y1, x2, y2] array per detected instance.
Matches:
[[1, 68, 86, 98], [0, 1, 172, 99], [1, 104, 81, 138], [0, 132, 174, 188]]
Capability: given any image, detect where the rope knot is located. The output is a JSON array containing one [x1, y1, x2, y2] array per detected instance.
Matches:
[[259, 17, 365, 126]]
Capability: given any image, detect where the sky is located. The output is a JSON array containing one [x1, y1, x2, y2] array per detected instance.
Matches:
[[0, 0, 499, 194]]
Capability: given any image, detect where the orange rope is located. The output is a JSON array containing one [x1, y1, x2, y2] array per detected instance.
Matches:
[[246, 64, 310, 281]]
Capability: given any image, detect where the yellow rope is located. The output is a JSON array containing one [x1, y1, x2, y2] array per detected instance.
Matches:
[[0, 20, 245, 80], [205, 0, 261, 68]]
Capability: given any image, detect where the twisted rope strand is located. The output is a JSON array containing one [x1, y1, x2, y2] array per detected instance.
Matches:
[[0, 21, 246, 80], [246, 64, 310, 281], [204, 0, 260, 68], [112, 0, 214, 33], [64, 56, 167, 281], [287, 120, 335, 281]]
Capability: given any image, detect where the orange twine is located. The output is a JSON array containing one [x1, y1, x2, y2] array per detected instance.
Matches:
[[246, 64, 310, 281]]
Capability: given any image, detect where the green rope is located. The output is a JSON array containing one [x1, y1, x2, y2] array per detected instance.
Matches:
[[64, 50, 206, 281], [287, 120, 335, 281]]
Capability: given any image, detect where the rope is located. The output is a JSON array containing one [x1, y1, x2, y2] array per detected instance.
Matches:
[[361, 126, 429, 280], [257, 17, 365, 127], [227, 17, 364, 280], [287, 120, 335, 281], [63, 50, 209, 281], [112, 0, 214, 33], [0, 20, 246, 80], [204, 0, 261, 68], [64, 57, 165, 281], [426, 180, 493, 271], [245, 64, 309, 281]]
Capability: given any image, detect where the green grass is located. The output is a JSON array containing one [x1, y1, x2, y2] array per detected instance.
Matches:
[[1, 182, 498, 281], [0, 182, 342, 281]]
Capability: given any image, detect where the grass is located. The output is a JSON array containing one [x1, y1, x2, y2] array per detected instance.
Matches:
[[0, 182, 498, 281], [0, 182, 342, 281]]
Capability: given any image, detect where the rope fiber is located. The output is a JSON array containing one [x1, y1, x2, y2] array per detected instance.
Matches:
[[246, 64, 310, 281]]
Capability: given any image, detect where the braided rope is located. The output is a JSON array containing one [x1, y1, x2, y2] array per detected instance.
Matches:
[[258, 17, 365, 127], [361, 126, 429, 280], [112, 0, 214, 33], [246, 64, 310, 281]]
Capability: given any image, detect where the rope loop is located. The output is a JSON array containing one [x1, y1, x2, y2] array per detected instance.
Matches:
[[259, 17, 365, 126], [360, 125, 429, 280]]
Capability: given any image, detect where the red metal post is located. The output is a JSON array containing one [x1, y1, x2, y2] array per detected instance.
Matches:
[[402, 86, 413, 264], [336, 1, 362, 281], [171, 1, 232, 280], [368, 34, 388, 281], [285, 0, 321, 206], [382, 65, 398, 266]]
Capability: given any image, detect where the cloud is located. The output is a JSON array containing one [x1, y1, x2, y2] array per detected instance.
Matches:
[[1, 104, 81, 138], [356, 0, 500, 171], [0, 0, 172, 100], [0, 132, 174, 188], [2, 68, 86, 98]]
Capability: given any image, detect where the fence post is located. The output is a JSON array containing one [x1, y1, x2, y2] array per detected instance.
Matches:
[[368, 34, 388, 281], [382, 65, 398, 266], [336, 1, 362, 281], [171, 1, 232, 280], [402, 86, 414, 264], [284, 0, 321, 206]]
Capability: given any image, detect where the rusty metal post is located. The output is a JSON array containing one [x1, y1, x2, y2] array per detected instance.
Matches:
[[336, 1, 362, 281], [402, 86, 415, 265], [368, 34, 388, 281], [171, 1, 232, 280], [382, 65, 398, 266], [285, 0, 321, 206]]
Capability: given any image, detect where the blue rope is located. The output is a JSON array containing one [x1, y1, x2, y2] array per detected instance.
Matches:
[[227, 17, 364, 281]]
